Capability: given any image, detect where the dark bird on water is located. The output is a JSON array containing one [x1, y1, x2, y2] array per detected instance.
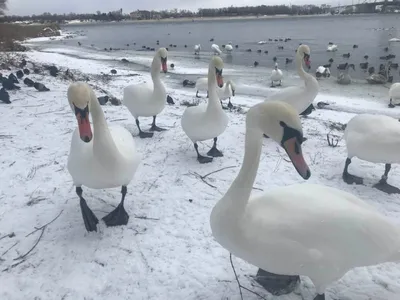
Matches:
[[34, 82, 50, 92], [24, 77, 35, 87], [254, 61, 259, 67], [16, 70, 24, 79], [167, 95, 175, 105], [343, 53, 350, 58], [364, 55, 369, 60], [110, 69, 117, 75], [329, 58, 334, 63], [0, 88, 11, 104]]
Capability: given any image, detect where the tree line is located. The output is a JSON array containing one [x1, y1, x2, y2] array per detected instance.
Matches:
[[0, 3, 334, 23]]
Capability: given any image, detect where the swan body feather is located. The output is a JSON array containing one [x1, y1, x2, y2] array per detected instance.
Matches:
[[345, 114, 400, 164]]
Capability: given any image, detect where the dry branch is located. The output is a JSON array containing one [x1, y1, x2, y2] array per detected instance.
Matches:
[[190, 166, 237, 189], [230, 254, 267, 300]]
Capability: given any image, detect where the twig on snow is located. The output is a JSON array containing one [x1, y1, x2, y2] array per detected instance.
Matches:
[[190, 165, 237, 189], [1, 241, 19, 257], [110, 118, 128, 122], [230, 253, 268, 300], [2, 259, 26, 272], [25, 210, 64, 238], [276, 147, 291, 163], [134, 215, 160, 221], [0, 232, 15, 241], [11, 210, 64, 262]]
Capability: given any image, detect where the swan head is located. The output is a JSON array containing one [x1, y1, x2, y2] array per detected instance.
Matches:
[[250, 101, 311, 179], [157, 47, 168, 73], [67, 82, 93, 143], [211, 56, 224, 88], [274, 62, 278, 70], [297, 44, 311, 68]]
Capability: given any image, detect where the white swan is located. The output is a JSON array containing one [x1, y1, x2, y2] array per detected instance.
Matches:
[[343, 114, 400, 194], [389, 37, 400, 42], [195, 77, 208, 98], [315, 66, 330, 79], [217, 80, 235, 109], [267, 44, 319, 115], [123, 48, 168, 138], [225, 43, 233, 53], [194, 44, 201, 55], [211, 44, 222, 55], [388, 82, 400, 107], [181, 56, 228, 164], [327, 43, 338, 52], [67, 82, 141, 232], [270, 62, 283, 87], [210, 100, 400, 300]]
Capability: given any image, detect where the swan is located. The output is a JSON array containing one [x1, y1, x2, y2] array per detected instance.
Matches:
[[270, 63, 283, 87], [217, 80, 235, 109], [181, 56, 228, 164], [225, 43, 233, 53], [315, 66, 330, 79], [210, 100, 400, 300], [195, 77, 208, 98], [326, 43, 338, 52], [67, 82, 141, 232], [194, 44, 201, 55], [343, 114, 400, 194], [211, 44, 222, 55], [267, 44, 319, 115], [123, 48, 168, 138], [389, 37, 400, 42], [337, 63, 355, 85], [389, 82, 400, 107]]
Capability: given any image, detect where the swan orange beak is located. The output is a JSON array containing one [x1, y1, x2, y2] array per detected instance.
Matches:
[[217, 74, 224, 88], [304, 57, 311, 68], [74, 105, 92, 143], [282, 137, 311, 180], [162, 61, 168, 73]]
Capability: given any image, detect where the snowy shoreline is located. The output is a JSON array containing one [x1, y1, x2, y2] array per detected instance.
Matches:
[[1, 48, 400, 300]]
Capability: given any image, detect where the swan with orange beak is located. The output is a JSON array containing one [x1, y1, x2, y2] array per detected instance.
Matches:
[[67, 82, 141, 232]]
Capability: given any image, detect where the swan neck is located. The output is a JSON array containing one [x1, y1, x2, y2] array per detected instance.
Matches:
[[296, 53, 307, 79], [89, 92, 120, 165], [207, 63, 221, 111], [151, 55, 161, 81], [222, 126, 263, 214]]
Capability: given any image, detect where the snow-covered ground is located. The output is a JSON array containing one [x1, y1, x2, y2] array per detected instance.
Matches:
[[1, 48, 400, 300]]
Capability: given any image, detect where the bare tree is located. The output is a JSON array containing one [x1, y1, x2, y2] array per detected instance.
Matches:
[[0, 0, 7, 16]]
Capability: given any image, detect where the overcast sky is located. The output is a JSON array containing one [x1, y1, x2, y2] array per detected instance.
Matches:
[[7, 0, 346, 16]]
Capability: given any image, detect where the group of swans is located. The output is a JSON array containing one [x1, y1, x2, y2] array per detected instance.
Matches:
[[65, 44, 400, 300]]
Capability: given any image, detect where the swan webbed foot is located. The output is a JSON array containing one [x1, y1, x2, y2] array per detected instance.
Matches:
[[373, 180, 400, 194], [227, 100, 234, 109], [102, 186, 129, 227], [150, 116, 167, 132], [102, 203, 129, 227], [255, 268, 300, 296], [77, 187, 99, 232], [373, 164, 400, 194], [343, 172, 363, 185], [207, 146, 223, 157], [139, 131, 154, 138], [197, 154, 213, 164], [207, 137, 223, 157], [313, 294, 325, 300], [150, 125, 167, 132]]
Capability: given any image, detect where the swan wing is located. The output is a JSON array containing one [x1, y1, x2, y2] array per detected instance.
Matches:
[[240, 184, 400, 279]]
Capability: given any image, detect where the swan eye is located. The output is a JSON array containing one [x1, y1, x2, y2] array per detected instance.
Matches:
[[74, 103, 89, 120]]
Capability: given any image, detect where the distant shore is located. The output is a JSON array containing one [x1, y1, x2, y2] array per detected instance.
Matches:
[[62, 13, 359, 26]]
